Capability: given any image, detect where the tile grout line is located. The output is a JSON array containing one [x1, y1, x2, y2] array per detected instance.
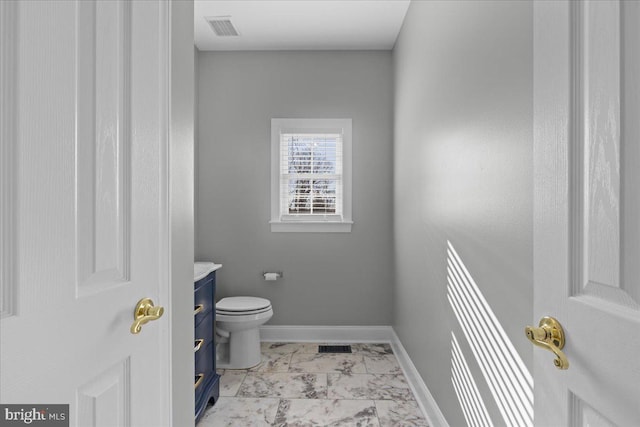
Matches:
[[233, 369, 249, 398], [285, 351, 294, 373], [373, 400, 382, 427]]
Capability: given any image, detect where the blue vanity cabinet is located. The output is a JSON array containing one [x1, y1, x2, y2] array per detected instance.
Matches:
[[194, 270, 220, 423]]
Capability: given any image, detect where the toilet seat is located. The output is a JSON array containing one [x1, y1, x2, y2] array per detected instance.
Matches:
[[216, 297, 271, 316], [217, 306, 272, 316]]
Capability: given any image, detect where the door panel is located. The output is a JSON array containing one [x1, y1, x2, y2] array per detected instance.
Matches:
[[579, 0, 621, 291], [0, 2, 171, 426], [571, 395, 617, 427], [77, 358, 131, 427], [0, 0, 17, 319], [76, 0, 132, 295], [573, 0, 638, 307], [534, 1, 640, 426], [621, 1, 640, 305]]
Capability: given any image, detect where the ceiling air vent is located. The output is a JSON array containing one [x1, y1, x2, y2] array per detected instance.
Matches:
[[206, 17, 239, 37]]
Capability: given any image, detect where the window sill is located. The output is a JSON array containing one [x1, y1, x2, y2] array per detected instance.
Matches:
[[269, 220, 353, 233]]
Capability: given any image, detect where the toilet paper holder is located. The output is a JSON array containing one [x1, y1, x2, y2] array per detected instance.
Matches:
[[262, 271, 283, 280]]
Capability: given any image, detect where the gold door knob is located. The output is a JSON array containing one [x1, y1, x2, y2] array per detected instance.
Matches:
[[130, 298, 164, 334], [525, 316, 569, 370]]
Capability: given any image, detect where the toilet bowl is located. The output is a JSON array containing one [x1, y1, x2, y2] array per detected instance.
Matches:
[[215, 296, 273, 369]]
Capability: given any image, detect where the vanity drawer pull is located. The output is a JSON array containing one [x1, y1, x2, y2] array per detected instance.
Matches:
[[194, 339, 204, 352], [194, 373, 205, 389], [194, 304, 204, 315]]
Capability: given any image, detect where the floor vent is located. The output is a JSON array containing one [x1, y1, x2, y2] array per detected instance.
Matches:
[[318, 345, 352, 353]]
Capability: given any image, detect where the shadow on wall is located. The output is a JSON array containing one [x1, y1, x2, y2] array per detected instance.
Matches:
[[446, 240, 533, 427]]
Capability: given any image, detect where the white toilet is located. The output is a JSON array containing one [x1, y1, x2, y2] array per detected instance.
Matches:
[[215, 296, 273, 369]]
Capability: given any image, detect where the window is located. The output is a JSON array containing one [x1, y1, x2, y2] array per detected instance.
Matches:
[[271, 118, 352, 232]]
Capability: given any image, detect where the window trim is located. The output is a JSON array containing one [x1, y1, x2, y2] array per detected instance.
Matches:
[[270, 118, 352, 233]]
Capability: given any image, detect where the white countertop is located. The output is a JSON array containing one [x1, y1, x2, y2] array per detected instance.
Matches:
[[194, 262, 222, 282]]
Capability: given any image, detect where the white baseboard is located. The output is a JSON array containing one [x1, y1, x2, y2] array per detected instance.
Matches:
[[259, 325, 394, 343], [388, 329, 449, 427], [258, 325, 449, 427]]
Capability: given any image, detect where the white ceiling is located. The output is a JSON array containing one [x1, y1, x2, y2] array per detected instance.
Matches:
[[194, 0, 411, 51]]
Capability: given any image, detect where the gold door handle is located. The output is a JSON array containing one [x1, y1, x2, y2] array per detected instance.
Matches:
[[130, 298, 164, 334], [525, 316, 569, 370]]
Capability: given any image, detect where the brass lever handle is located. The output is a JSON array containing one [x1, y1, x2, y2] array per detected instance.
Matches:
[[195, 373, 205, 389], [525, 316, 569, 370], [130, 298, 164, 334]]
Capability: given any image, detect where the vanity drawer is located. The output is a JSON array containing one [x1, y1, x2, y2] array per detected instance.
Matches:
[[194, 310, 213, 375], [195, 311, 213, 345], [195, 341, 214, 376], [194, 276, 214, 326], [194, 372, 209, 408]]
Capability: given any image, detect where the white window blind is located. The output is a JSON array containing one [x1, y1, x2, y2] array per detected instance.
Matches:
[[279, 131, 343, 220], [270, 118, 352, 233]]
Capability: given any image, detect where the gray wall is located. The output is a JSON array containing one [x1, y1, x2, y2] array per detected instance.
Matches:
[[196, 51, 394, 325], [393, 1, 533, 426]]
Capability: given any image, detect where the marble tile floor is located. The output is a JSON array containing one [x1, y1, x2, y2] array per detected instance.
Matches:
[[198, 342, 429, 427]]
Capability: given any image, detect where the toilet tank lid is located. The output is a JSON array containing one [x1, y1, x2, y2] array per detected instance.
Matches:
[[216, 296, 271, 312]]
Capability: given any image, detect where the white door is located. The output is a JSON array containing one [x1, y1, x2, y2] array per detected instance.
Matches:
[[533, 1, 640, 426], [1, 1, 172, 426]]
